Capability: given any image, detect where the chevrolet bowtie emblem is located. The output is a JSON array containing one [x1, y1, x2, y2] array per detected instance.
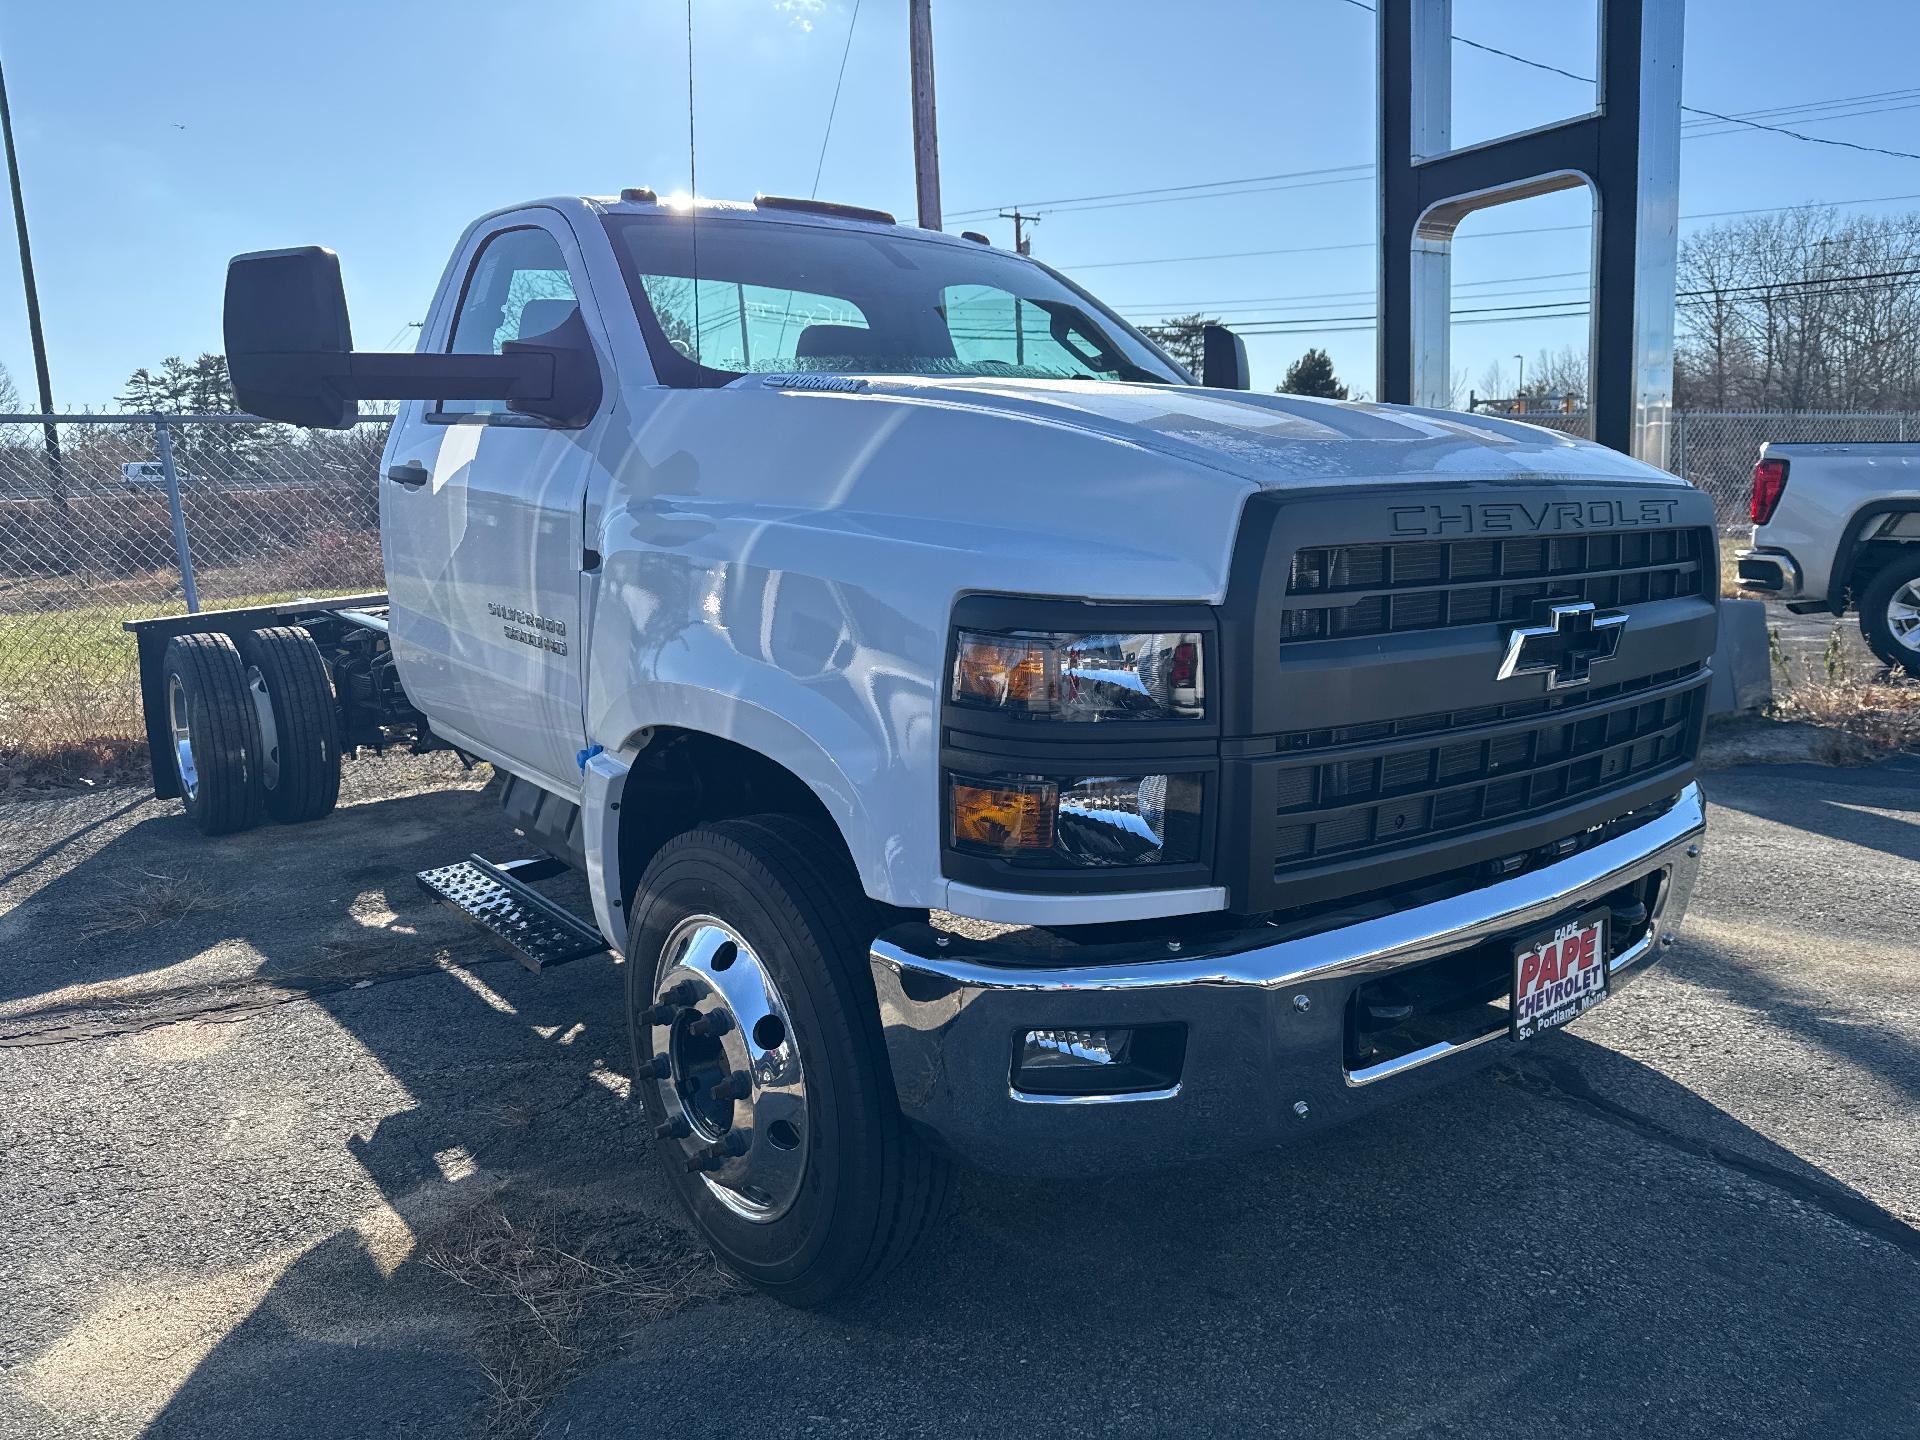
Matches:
[[1497, 599, 1627, 690]]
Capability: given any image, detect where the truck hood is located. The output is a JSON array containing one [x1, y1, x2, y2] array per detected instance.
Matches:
[[767, 374, 1680, 490]]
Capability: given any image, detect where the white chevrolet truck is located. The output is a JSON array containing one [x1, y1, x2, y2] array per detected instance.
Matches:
[[128, 192, 1716, 1304], [1739, 441, 1920, 675]]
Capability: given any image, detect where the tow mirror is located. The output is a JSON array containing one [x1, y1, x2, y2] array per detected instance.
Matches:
[[223, 246, 555, 429], [1200, 323, 1250, 391]]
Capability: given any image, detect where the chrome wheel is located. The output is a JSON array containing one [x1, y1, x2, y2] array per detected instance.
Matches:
[[244, 664, 281, 791], [1888, 579, 1920, 654], [645, 915, 808, 1223], [167, 674, 199, 801]]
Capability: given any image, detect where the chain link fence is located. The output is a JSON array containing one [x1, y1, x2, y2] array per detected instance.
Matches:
[[0, 413, 390, 780], [1, 407, 1914, 781]]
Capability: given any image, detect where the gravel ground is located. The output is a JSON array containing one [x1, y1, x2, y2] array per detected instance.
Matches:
[[0, 751, 1915, 1439]]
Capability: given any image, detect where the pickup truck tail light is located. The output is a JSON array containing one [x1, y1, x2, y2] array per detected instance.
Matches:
[[1750, 457, 1789, 524]]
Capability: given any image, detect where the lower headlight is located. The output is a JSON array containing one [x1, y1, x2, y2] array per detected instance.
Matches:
[[949, 772, 1202, 867]]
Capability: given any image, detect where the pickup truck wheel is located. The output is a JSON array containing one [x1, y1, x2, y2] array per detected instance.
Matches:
[[1858, 552, 1920, 677], [161, 633, 265, 836], [625, 816, 951, 1306], [240, 626, 341, 823]]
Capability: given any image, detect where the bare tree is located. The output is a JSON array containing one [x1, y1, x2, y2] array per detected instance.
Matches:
[[1675, 208, 1920, 410]]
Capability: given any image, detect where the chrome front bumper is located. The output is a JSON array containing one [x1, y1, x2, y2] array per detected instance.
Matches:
[[870, 784, 1706, 1175]]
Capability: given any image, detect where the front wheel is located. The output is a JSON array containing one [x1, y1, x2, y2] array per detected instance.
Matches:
[[625, 816, 950, 1306], [1858, 551, 1920, 678]]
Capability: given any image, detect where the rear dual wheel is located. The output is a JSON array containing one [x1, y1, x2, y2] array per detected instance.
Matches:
[[160, 626, 341, 836], [240, 627, 342, 823], [626, 816, 951, 1307]]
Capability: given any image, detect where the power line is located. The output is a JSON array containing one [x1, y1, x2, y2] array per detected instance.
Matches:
[[1196, 269, 1920, 336], [952, 91, 1920, 221], [947, 162, 1371, 221], [1121, 257, 1920, 322], [809, 0, 862, 199], [1116, 268, 1593, 312], [1063, 190, 1920, 271], [1332, 0, 1920, 164]]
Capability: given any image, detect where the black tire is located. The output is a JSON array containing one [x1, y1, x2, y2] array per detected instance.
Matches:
[[240, 626, 341, 823], [625, 815, 951, 1306], [160, 633, 265, 836], [1858, 551, 1920, 678]]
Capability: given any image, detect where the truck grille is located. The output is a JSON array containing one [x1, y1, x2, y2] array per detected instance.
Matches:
[[1265, 666, 1705, 873], [1281, 529, 1711, 642]]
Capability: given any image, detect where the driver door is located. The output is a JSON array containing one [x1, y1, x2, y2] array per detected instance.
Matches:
[[382, 213, 609, 792]]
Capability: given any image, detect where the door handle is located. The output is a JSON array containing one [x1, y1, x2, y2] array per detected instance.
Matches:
[[386, 460, 429, 488]]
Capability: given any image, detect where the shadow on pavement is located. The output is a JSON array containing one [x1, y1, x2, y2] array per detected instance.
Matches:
[[2, 781, 1915, 1439], [1702, 755, 1920, 864]]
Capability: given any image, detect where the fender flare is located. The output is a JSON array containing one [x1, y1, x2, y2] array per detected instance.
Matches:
[[584, 680, 903, 945], [1827, 500, 1920, 612]]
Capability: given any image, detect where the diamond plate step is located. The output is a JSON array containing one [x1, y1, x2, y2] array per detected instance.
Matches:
[[417, 855, 606, 972]]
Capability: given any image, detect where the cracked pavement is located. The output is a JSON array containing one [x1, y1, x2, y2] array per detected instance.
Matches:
[[0, 753, 1916, 1438]]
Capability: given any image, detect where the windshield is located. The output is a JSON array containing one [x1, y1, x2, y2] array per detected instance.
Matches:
[[604, 212, 1189, 388]]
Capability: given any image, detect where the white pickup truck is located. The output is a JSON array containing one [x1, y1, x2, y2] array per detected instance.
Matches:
[[128, 191, 1716, 1304], [1739, 441, 1920, 675]]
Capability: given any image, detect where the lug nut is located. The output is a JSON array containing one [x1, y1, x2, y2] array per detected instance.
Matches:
[[687, 1009, 734, 1039], [709, 1070, 752, 1102], [685, 1128, 751, 1172], [654, 1116, 690, 1141], [662, 980, 701, 1005], [640, 1002, 681, 1026], [643, 1054, 672, 1078]]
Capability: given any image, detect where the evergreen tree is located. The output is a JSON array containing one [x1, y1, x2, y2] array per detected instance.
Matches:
[[1140, 313, 1217, 377], [1278, 348, 1349, 400]]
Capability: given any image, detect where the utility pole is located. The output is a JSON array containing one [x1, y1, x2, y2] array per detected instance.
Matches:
[[1513, 353, 1525, 411], [908, 0, 941, 230], [998, 206, 1039, 256], [0, 46, 62, 489]]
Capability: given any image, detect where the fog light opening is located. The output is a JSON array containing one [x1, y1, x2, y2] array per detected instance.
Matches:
[[1011, 1023, 1186, 1097]]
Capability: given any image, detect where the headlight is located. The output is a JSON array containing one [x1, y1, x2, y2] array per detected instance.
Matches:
[[949, 772, 1202, 867], [951, 629, 1205, 721]]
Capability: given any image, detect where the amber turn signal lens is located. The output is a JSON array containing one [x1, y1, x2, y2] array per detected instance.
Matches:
[[951, 634, 1052, 708], [949, 776, 1057, 853]]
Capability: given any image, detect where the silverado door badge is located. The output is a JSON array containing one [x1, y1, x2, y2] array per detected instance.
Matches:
[[1497, 599, 1627, 689]]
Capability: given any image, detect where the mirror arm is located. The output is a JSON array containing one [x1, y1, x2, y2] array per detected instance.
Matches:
[[233, 351, 556, 405]]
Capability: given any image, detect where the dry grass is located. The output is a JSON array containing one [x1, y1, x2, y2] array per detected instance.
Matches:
[[421, 1201, 738, 1438], [1768, 623, 1920, 761], [1719, 544, 1745, 599], [76, 870, 236, 939]]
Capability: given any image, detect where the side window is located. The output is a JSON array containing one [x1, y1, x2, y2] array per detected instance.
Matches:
[[441, 226, 578, 416]]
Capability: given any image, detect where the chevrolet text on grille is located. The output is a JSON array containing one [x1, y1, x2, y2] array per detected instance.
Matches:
[[1388, 498, 1684, 536]]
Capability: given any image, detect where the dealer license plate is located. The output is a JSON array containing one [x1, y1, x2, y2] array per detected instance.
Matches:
[[1511, 913, 1609, 1040]]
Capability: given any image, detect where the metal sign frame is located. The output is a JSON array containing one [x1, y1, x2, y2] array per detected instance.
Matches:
[[1376, 0, 1684, 466]]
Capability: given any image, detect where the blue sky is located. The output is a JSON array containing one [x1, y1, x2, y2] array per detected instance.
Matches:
[[2, 0, 1918, 408]]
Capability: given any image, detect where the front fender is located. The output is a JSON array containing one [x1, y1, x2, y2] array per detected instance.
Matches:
[[585, 576, 937, 907]]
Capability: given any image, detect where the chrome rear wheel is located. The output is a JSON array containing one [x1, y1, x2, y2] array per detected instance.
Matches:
[[167, 673, 199, 802]]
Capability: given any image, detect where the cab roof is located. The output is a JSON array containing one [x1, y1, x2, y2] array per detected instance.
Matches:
[[485, 191, 992, 250]]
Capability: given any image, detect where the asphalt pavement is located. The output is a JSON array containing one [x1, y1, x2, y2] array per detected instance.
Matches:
[[0, 751, 1915, 1439]]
